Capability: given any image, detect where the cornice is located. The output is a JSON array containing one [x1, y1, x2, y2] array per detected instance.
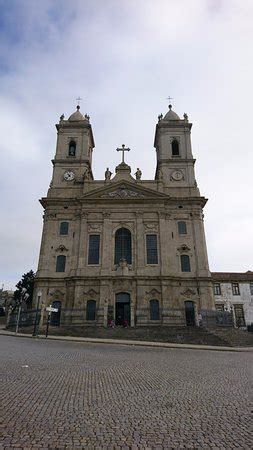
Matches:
[[35, 275, 213, 282]]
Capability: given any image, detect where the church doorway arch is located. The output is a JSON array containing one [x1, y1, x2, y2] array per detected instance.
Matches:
[[115, 292, 130, 326], [185, 301, 195, 326]]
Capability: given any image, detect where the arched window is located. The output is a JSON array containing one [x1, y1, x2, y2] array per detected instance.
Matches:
[[86, 300, 96, 321], [114, 228, 132, 264], [150, 299, 160, 320], [172, 139, 180, 156], [59, 221, 69, 235], [56, 255, 66, 272], [68, 140, 76, 157], [178, 221, 187, 235], [180, 254, 191, 272]]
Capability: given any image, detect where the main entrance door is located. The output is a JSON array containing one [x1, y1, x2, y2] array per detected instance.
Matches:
[[115, 292, 130, 326], [185, 301, 195, 326]]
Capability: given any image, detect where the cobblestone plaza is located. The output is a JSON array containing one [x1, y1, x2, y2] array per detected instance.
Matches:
[[1, 336, 252, 449]]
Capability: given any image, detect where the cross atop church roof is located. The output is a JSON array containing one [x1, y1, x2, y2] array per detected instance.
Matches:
[[116, 144, 130, 164]]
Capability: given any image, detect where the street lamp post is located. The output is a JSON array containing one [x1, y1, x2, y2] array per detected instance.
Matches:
[[33, 290, 42, 337]]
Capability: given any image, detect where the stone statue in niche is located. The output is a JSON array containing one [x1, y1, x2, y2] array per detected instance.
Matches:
[[135, 168, 142, 180], [115, 258, 132, 276], [157, 168, 163, 181], [105, 168, 112, 181], [83, 167, 90, 181]]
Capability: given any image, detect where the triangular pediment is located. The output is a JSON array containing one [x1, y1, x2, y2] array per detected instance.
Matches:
[[80, 181, 169, 201]]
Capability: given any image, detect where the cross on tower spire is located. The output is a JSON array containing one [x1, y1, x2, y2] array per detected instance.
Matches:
[[76, 96, 82, 106], [166, 96, 173, 104], [116, 144, 130, 163]]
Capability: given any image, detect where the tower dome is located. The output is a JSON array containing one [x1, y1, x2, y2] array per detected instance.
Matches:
[[163, 105, 180, 121], [68, 105, 86, 121]]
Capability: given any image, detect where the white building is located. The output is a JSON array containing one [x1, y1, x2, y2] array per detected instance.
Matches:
[[212, 272, 253, 327]]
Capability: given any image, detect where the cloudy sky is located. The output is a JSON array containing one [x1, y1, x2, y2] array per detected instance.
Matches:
[[0, 0, 252, 290]]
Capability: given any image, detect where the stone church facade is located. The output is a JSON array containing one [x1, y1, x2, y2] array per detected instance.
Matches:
[[34, 104, 215, 327]]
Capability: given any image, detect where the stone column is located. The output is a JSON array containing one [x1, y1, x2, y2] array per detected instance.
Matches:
[[101, 212, 111, 276], [130, 280, 136, 327], [70, 212, 81, 276], [135, 283, 148, 325], [191, 212, 210, 277], [37, 213, 56, 273], [158, 211, 169, 276], [135, 212, 144, 274], [77, 211, 88, 273]]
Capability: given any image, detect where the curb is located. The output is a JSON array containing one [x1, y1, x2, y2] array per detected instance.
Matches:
[[0, 330, 252, 352]]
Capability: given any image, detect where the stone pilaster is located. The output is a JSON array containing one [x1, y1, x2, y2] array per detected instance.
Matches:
[[77, 211, 88, 273], [158, 211, 169, 276], [135, 212, 144, 273], [101, 212, 111, 275]]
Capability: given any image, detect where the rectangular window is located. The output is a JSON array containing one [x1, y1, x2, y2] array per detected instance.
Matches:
[[250, 283, 253, 295], [146, 234, 158, 264], [213, 283, 221, 295], [88, 235, 100, 265], [232, 283, 240, 295], [215, 304, 224, 312], [234, 304, 245, 327], [56, 255, 66, 272], [180, 254, 191, 272], [59, 221, 69, 235], [178, 221, 187, 234]]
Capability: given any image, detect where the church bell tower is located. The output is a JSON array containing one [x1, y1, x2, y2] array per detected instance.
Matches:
[[154, 105, 198, 195], [49, 105, 95, 190]]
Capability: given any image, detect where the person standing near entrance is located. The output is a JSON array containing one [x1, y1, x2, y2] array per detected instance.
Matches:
[[198, 312, 203, 327]]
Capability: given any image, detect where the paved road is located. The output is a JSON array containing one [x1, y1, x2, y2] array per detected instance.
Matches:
[[1, 336, 252, 449]]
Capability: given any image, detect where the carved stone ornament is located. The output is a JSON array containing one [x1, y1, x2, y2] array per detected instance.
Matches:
[[145, 288, 161, 299], [49, 289, 65, 297], [170, 136, 180, 143], [144, 223, 158, 231], [55, 244, 68, 252], [103, 211, 111, 218], [177, 244, 191, 253], [88, 223, 102, 232], [114, 279, 132, 291], [44, 212, 57, 220], [114, 259, 132, 276], [181, 289, 196, 297], [83, 289, 98, 298], [101, 188, 145, 199], [192, 212, 204, 220]]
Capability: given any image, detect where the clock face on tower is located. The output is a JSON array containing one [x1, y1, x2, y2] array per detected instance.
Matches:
[[171, 170, 184, 181], [63, 170, 75, 181]]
